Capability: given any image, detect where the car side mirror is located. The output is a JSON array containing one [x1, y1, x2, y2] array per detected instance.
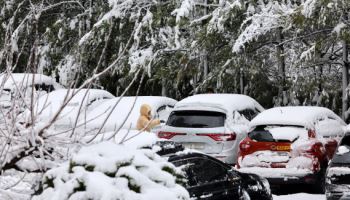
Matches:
[[227, 170, 241, 182]]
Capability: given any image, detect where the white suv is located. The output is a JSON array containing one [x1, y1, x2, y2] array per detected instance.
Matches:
[[157, 94, 264, 165]]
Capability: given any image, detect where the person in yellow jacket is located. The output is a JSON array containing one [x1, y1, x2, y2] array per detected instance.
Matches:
[[137, 104, 161, 132]]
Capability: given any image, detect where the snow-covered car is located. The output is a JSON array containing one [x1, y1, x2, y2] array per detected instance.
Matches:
[[20, 89, 114, 131], [157, 94, 264, 165], [238, 106, 346, 192], [168, 152, 272, 200], [78, 96, 177, 135], [326, 132, 350, 200], [0, 73, 63, 108]]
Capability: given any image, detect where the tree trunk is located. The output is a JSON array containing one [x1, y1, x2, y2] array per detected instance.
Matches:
[[342, 40, 349, 121], [202, 0, 208, 80], [240, 67, 244, 94], [276, 27, 286, 104], [161, 78, 167, 96]]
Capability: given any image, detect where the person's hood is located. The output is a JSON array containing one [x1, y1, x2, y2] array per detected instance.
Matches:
[[140, 104, 152, 118]]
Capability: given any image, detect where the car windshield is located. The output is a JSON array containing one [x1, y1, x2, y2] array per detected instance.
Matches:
[[167, 110, 226, 128]]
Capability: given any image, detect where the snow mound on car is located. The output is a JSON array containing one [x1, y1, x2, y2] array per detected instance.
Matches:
[[337, 146, 350, 155], [250, 106, 345, 129], [79, 96, 177, 133], [32, 141, 189, 200], [85, 130, 159, 149], [20, 89, 114, 126], [175, 94, 264, 112], [0, 73, 63, 89]]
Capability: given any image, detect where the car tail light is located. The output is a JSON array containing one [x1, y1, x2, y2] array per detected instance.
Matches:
[[157, 132, 186, 139], [239, 142, 251, 151], [308, 129, 316, 138], [196, 133, 236, 141]]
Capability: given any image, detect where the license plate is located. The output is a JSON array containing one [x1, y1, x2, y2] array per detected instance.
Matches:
[[276, 145, 290, 151], [183, 143, 204, 150]]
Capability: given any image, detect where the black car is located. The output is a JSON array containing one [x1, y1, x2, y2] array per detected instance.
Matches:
[[168, 152, 272, 200], [326, 133, 350, 200]]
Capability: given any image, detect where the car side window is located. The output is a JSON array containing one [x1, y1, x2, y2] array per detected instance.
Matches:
[[238, 109, 259, 121], [34, 83, 55, 93], [156, 105, 174, 121], [340, 135, 350, 146], [175, 157, 229, 186]]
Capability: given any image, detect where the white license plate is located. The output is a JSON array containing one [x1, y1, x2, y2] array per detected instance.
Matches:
[[183, 143, 204, 150]]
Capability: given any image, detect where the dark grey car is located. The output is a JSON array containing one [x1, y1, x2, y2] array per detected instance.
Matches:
[[326, 133, 350, 200]]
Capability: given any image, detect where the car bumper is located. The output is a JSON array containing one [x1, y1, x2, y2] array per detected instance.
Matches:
[[238, 167, 315, 184], [208, 152, 236, 165]]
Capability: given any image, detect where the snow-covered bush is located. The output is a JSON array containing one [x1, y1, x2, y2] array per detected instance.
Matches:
[[32, 141, 190, 200]]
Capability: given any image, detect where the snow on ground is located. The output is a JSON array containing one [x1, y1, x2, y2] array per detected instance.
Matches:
[[273, 193, 325, 200]]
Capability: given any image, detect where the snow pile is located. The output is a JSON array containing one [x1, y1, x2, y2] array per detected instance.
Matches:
[[337, 146, 350, 155], [0, 73, 62, 90], [175, 94, 264, 114], [250, 106, 345, 129], [20, 89, 114, 130], [32, 141, 190, 200], [273, 193, 325, 200], [240, 151, 290, 168], [268, 127, 306, 142], [85, 130, 159, 150], [286, 156, 313, 169], [238, 167, 312, 178], [327, 167, 350, 177]]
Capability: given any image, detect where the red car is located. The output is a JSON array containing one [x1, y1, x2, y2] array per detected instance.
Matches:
[[237, 106, 346, 192]]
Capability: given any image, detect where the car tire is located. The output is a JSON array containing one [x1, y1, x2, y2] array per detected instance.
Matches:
[[240, 189, 251, 200], [313, 166, 326, 194]]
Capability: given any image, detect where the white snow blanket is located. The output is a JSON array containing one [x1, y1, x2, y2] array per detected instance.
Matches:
[[33, 140, 190, 200], [273, 193, 325, 200], [20, 89, 114, 130], [250, 106, 345, 129], [0, 73, 62, 90], [175, 93, 264, 113], [79, 96, 177, 134]]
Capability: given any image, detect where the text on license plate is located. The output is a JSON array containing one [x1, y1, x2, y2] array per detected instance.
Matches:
[[183, 143, 204, 150], [276, 145, 291, 151]]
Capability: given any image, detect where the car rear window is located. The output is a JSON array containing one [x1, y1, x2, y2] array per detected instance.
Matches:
[[248, 125, 304, 142], [248, 127, 275, 142], [167, 110, 226, 128]]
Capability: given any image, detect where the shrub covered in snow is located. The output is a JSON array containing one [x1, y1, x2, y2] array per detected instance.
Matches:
[[32, 141, 189, 200]]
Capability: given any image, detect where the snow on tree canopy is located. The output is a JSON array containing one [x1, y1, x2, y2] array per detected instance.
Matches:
[[250, 106, 345, 129], [175, 94, 264, 113], [32, 141, 190, 200], [0, 73, 63, 90]]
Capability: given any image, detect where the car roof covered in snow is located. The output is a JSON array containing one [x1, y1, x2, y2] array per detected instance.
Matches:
[[175, 94, 264, 113], [81, 96, 177, 131], [0, 73, 63, 90], [23, 89, 115, 123], [250, 106, 346, 128]]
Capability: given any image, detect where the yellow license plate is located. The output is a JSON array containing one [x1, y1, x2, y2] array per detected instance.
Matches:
[[276, 145, 290, 151]]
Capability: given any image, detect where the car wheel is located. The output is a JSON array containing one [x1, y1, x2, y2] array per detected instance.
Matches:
[[240, 189, 251, 200], [313, 166, 326, 193]]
